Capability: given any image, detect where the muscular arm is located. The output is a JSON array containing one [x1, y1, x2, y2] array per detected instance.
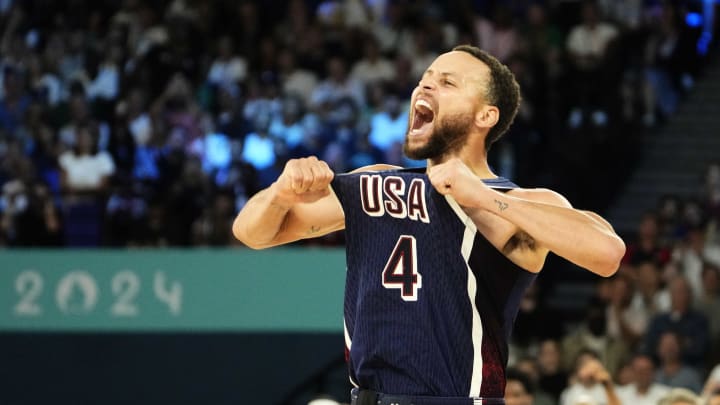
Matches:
[[486, 187, 625, 277], [232, 185, 345, 249], [232, 158, 397, 249], [232, 156, 343, 249], [428, 159, 625, 276]]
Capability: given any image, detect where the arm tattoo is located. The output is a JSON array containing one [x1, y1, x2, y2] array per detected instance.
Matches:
[[494, 199, 509, 212], [306, 225, 321, 235]]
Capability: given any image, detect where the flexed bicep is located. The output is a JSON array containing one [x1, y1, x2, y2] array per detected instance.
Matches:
[[233, 157, 343, 249]]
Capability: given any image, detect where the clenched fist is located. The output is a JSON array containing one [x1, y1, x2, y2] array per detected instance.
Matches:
[[272, 156, 334, 206], [427, 158, 489, 208]]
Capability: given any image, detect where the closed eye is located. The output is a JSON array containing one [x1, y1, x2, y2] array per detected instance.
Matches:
[[441, 79, 455, 87]]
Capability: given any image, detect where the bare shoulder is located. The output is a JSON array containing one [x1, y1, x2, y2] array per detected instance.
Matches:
[[350, 164, 403, 173], [507, 187, 572, 208]]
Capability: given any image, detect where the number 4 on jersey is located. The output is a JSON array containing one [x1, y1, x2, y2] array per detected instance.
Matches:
[[382, 235, 422, 301]]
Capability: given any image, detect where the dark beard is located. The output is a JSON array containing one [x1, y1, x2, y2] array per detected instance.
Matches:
[[403, 112, 474, 160]]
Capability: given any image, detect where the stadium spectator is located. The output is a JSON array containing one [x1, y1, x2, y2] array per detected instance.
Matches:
[[642, 275, 710, 369], [206, 36, 247, 90], [565, 0, 619, 129], [0, 66, 31, 137], [241, 113, 279, 188], [560, 352, 621, 405], [631, 260, 671, 316], [695, 264, 720, 340], [367, 92, 407, 153], [672, 225, 720, 300], [276, 48, 318, 107], [1, 157, 60, 246], [350, 35, 394, 86], [537, 339, 569, 402], [605, 273, 648, 348], [653, 330, 704, 393], [643, 2, 699, 125], [513, 356, 556, 405], [562, 304, 630, 378], [475, 4, 520, 63], [58, 123, 115, 246], [616, 353, 671, 405], [310, 56, 365, 112], [506, 367, 537, 405], [623, 212, 673, 266]]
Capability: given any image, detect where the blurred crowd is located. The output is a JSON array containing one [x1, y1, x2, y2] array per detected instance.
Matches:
[[2, 1, 720, 404], [495, 160, 720, 405], [0, 0, 713, 247]]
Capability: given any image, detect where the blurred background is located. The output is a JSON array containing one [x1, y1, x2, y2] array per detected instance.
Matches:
[[1, 0, 720, 404]]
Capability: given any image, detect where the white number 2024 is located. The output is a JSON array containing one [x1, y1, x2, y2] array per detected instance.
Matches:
[[13, 270, 181, 317]]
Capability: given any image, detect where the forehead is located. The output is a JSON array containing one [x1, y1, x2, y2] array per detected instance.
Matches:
[[425, 51, 490, 83], [633, 357, 653, 367], [505, 380, 527, 394]]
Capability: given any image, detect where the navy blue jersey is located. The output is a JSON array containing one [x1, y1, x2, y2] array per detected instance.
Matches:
[[331, 168, 537, 399]]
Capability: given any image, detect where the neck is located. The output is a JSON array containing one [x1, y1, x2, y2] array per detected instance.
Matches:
[[427, 139, 496, 179], [427, 155, 496, 179], [663, 361, 680, 373]]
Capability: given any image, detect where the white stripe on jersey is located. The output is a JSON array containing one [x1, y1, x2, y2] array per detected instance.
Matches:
[[344, 318, 359, 388], [445, 195, 484, 397], [344, 318, 352, 350]]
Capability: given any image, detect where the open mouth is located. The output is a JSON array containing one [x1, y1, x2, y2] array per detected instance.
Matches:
[[410, 99, 435, 135]]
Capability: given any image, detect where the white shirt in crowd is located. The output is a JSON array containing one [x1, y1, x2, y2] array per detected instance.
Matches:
[[566, 23, 619, 58], [630, 288, 671, 316], [129, 113, 152, 146], [283, 70, 318, 106], [673, 243, 720, 299], [87, 64, 120, 101], [207, 57, 248, 88], [350, 58, 395, 85], [605, 303, 649, 339], [561, 383, 608, 405], [616, 383, 671, 405], [59, 151, 115, 190]]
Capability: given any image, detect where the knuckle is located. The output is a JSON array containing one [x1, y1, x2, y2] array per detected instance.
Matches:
[[290, 173, 303, 182]]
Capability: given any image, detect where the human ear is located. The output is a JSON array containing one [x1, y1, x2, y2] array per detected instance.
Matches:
[[475, 106, 499, 128]]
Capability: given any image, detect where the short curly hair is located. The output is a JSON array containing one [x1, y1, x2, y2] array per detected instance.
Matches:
[[452, 45, 521, 152]]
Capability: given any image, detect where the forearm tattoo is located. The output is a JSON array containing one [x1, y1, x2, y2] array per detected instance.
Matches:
[[307, 225, 321, 235], [494, 199, 509, 212]]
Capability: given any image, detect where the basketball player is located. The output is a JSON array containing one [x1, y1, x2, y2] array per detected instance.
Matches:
[[233, 45, 625, 405]]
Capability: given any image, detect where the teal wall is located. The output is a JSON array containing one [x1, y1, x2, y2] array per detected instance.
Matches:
[[0, 248, 347, 332]]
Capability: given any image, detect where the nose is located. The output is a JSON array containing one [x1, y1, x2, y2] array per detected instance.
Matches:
[[418, 76, 436, 91]]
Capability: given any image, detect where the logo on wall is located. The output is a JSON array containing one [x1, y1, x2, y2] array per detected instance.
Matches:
[[56, 271, 99, 314]]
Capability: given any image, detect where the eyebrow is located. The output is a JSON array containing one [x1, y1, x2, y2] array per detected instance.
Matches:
[[423, 69, 459, 79]]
